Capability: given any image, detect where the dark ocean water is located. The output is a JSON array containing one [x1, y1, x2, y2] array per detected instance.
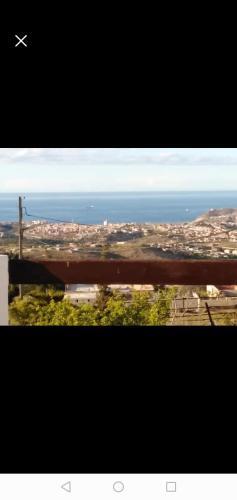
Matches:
[[0, 192, 237, 224]]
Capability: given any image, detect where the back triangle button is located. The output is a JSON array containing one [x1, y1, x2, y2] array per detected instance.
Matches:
[[61, 481, 71, 493]]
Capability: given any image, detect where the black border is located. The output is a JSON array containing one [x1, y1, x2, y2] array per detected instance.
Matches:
[[1, 326, 236, 472]]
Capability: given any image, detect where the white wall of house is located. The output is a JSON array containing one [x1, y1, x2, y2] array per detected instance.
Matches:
[[0, 255, 9, 325], [206, 285, 220, 297], [64, 284, 99, 303], [133, 285, 154, 291], [65, 284, 99, 293], [64, 292, 98, 304]]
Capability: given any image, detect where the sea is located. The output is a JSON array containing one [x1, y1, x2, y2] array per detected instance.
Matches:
[[0, 192, 237, 224]]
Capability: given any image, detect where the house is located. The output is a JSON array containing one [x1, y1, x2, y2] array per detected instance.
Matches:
[[132, 285, 154, 292], [64, 283, 155, 304], [64, 284, 99, 304], [206, 285, 220, 297], [206, 284, 237, 297], [107, 284, 132, 294], [108, 284, 154, 293]]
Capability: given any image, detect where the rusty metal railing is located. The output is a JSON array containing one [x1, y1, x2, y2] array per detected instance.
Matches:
[[8, 259, 237, 285]]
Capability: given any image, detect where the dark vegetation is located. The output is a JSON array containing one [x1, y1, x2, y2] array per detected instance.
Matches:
[[9, 286, 177, 326]]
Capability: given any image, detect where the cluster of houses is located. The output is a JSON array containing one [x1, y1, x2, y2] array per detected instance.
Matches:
[[63, 283, 237, 306], [64, 284, 154, 304], [26, 221, 151, 241]]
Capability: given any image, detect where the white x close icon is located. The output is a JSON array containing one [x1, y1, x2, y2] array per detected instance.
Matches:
[[15, 34, 28, 47]]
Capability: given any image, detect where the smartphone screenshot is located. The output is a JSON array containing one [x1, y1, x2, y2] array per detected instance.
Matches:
[[0, 25, 235, 499]]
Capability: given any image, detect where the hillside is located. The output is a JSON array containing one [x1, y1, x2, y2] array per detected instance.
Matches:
[[194, 208, 237, 223]]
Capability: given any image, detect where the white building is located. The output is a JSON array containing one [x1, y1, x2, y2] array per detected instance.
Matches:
[[132, 285, 154, 292], [64, 283, 155, 304], [206, 285, 220, 297], [107, 284, 132, 294], [64, 284, 99, 304]]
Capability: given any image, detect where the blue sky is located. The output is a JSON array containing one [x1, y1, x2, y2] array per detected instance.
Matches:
[[0, 148, 237, 192]]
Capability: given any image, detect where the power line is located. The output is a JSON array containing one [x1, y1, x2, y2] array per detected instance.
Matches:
[[23, 206, 94, 226]]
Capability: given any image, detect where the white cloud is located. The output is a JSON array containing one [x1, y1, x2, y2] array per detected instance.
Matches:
[[1, 149, 237, 192], [0, 148, 237, 167]]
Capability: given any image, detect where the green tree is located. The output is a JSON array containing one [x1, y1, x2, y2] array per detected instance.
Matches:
[[22, 285, 64, 303], [95, 284, 112, 309], [147, 287, 177, 325], [126, 291, 151, 325], [39, 300, 79, 326], [10, 296, 44, 325], [152, 284, 165, 292], [9, 286, 177, 327], [67, 302, 100, 326], [100, 291, 129, 326]]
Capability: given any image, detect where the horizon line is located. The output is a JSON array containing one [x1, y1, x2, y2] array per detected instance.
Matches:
[[1, 190, 237, 194]]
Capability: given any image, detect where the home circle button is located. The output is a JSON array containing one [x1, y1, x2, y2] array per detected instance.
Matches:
[[113, 481, 125, 493]]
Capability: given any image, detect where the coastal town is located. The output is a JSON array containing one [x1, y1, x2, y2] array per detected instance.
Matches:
[[1, 208, 237, 260]]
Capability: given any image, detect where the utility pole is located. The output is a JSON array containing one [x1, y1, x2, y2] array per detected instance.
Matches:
[[205, 302, 215, 326], [18, 196, 23, 298]]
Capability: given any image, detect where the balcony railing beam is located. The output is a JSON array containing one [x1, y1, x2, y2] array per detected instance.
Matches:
[[8, 259, 237, 285]]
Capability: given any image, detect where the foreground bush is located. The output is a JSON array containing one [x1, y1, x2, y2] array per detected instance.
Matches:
[[9, 288, 177, 326]]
